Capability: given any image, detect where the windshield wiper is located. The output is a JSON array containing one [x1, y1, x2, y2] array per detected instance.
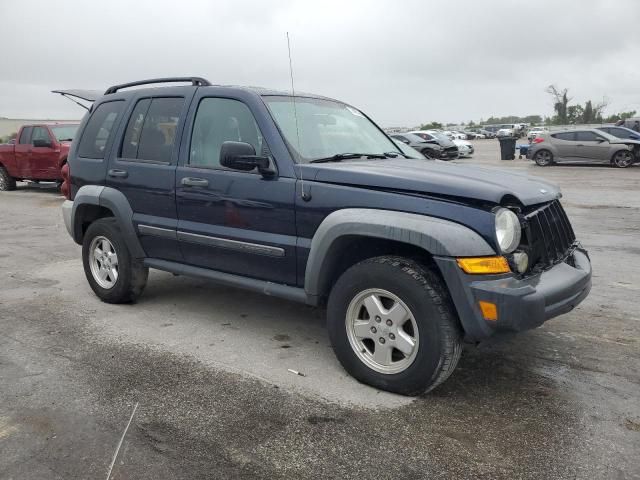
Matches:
[[309, 153, 391, 164], [58, 138, 73, 142]]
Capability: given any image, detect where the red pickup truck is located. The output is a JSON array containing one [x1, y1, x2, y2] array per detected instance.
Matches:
[[0, 123, 79, 191]]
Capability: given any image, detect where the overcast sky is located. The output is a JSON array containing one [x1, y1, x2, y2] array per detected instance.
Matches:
[[1, 0, 639, 126]]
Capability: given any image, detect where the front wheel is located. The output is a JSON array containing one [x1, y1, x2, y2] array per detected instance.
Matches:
[[612, 150, 633, 168], [82, 218, 148, 303], [534, 149, 553, 166], [327, 256, 462, 395]]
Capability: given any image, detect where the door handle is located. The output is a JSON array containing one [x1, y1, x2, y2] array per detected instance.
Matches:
[[576, 144, 584, 147], [181, 177, 209, 187], [108, 169, 128, 178]]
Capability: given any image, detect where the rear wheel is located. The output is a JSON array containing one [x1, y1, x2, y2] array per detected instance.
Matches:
[[327, 256, 462, 395], [534, 149, 553, 166], [82, 218, 148, 303], [612, 150, 633, 168], [0, 165, 16, 191]]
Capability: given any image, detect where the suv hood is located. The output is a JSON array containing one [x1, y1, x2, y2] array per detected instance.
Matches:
[[302, 159, 560, 206]]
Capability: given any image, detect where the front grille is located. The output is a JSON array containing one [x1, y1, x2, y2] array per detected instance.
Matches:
[[444, 146, 459, 157], [523, 200, 576, 273]]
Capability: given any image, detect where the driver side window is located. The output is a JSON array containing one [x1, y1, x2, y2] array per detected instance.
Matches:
[[189, 98, 265, 170]]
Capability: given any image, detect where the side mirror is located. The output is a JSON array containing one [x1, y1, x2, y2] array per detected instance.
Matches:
[[33, 139, 52, 148], [219, 141, 274, 176]]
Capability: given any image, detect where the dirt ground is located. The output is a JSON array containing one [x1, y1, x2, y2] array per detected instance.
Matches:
[[1, 141, 639, 479]]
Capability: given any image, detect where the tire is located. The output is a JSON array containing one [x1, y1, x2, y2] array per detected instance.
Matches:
[[420, 148, 434, 160], [327, 256, 462, 395], [534, 149, 553, 166], [611, 150, 633, 168], [0, 165, 17, 191], [82, 218, 148, 303]]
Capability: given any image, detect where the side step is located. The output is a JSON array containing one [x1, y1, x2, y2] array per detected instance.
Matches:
[[143, 258, 313, 305]]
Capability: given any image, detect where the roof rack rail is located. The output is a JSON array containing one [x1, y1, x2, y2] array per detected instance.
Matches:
[[104, 77, 211, 94]]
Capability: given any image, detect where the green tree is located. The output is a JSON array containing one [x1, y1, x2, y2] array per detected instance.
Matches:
[[567, 105, 584, 124], [603, 110, 636, 123], [419, 121, 442, 130], [583, 100, 594, 123], [546, 84, 571, 124]]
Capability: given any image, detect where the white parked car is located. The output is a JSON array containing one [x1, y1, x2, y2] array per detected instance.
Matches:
[[527, 127, 548, 142], [443, 130, 467, 140], [452, 138, 474, 157], [496, 128, 515, 137]]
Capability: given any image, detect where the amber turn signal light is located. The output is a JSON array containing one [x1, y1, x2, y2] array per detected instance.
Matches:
[[456, 256, 511, 275], [478, 301, 498, 321]]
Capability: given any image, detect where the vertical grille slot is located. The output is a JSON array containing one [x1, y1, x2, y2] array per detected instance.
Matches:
[[524, 200, 576, 273]]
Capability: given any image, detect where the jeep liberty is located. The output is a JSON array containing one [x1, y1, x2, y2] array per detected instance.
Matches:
[[61, 77, 592, 395]]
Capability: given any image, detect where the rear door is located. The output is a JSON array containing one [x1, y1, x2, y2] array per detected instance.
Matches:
[[29, 126, 57, 179], [574, 131, 610, 162], [550, 132, 577, 161], [14, 127, 33, 177], [106, 90, 194, 262], [175, 90, 297, 285]]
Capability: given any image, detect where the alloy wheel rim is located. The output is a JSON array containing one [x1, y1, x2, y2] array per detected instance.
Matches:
[[615, 151, 632, 167], [536, 151, 550, 165], [345, 288, 419, 375], [89, 236, 119, 289]]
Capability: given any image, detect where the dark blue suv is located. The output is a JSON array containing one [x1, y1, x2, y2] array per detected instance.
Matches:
[[61, 77, 592, 395]]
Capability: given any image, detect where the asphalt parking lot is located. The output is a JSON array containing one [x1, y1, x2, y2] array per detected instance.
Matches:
[[1, 141, 639, 479]]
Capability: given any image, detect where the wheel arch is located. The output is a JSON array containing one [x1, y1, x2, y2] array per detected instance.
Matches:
[[71, 185, 145, 258], [304, 209, 495, 303]]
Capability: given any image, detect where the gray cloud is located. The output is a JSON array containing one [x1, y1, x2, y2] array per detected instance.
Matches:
[[1, 0, 639, 126]]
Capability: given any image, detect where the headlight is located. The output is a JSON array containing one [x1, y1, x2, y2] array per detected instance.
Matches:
[[495, 208, 521, 253]]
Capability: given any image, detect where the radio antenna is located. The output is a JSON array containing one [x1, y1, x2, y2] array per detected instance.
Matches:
[[287, 32, 310, 201]]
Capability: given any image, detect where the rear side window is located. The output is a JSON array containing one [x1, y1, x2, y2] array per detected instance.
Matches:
[[552, 132, 575, 141], [121, 98, 183, 163], [575, 131, 602, 142], [121, 99, 152, 159], [18, 127, 33, 144], [77, 101, 125, 159]]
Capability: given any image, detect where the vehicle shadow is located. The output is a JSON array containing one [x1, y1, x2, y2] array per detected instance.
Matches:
[[138, 272, 576, 405], [14, 181, 62, 194]]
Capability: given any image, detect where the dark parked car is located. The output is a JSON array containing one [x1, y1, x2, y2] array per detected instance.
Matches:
[[408, 130, 459, 159], [61, 77, 592, 395], [391, 139, 428, 159], [389, 132, 444, 159], [596, 126, 640, 141], [527, 129, 639, 168]]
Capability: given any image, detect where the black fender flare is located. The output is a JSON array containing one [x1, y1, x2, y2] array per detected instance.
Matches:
[[304, 208, 495, 299], [71, 185, 145, 258]]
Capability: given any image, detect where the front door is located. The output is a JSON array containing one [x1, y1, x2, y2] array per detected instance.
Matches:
[[175, 95, 297, 285], [574, 131, 611, 163], [30, 126, 57, 179], [14, 126, 33, 178], [106, 92, 193, 262]]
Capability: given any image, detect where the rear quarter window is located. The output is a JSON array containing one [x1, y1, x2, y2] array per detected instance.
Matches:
[[77, 101, 125, 159], [551, 132, 576, 141]]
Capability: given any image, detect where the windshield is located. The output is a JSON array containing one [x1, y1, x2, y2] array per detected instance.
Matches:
[[264, 96, 400, 163], [50, 125, 79, 141], [427, 131, 451, 142], [400, 132, 428, 143]]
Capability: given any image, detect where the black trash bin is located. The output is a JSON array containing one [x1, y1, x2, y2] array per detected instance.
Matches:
[[498, 136, 517, 160]]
